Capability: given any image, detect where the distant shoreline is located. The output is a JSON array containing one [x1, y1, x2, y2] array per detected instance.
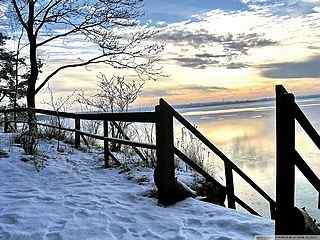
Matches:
[[133, 93, 320, 112]]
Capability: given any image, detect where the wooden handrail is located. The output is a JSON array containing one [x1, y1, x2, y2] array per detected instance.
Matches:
[[234, 196, 261, 216], [33, 108, 77, 119], [75, 111, 156, 122], [174, 147, 225, 189], [295, 103, 320, 151], [4, 118, 156, 150], [294, 151, 320, 193], [0, 108, 156, 123], [160, 99, 275, 206], [174, 147, 261, 216], [75, 130, 156, 150]]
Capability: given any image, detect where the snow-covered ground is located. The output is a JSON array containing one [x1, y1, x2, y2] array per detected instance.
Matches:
[[0, 132, 274, 240]]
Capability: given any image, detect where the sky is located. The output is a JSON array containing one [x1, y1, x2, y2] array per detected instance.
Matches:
[[134, 0, 320, 106], [4, 0, 320, 107]]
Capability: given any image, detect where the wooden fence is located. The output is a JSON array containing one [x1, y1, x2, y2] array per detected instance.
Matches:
[[1, 99, 275, 218], [276, 85, 320, 234], [3, 86, 320, 234], [1, 108, 156, 168]]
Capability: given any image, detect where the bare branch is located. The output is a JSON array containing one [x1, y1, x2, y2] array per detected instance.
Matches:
[[35, 0, 61, 36], [11, 0, 28, 30], [34, 53, 112, 94], [36, 27, 77, 47]]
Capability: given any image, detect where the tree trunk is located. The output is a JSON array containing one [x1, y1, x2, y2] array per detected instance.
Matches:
[[27, 34, 38, 136], [27, 1, 38, 110], [25, 1, 38, 152]]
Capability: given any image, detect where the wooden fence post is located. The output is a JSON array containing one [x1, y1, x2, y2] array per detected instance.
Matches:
[[75, 117, 80, 149], [275, 86, 296, 234], [225, 161, 236, 209], [103, 120, 109, 168], [155, 99, 176, 205]]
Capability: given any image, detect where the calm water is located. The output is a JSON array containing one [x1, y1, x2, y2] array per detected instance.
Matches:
[[177, 97, 320, 219]]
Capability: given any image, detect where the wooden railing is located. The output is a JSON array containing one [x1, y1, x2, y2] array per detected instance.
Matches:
[[0, 108, 156, 168], [276, 85, 320, 234], [1, 100, 275, 218], [155, 99, 275, 217]]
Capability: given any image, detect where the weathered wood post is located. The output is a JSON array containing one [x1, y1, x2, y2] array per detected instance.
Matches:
[[75, 117, 80, 149], [103, 120, 110, 168], [155, 99, 176, 205], [224, 161, 236, 209], [275, 85, 296, 234]]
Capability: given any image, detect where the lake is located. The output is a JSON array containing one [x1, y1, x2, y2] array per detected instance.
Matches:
[[177, 97, 320, 219]]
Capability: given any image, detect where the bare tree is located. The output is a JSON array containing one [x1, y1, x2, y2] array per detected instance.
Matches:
[[43, 85, 75, 151], [4, 0, 162, 111], [98, 74, 144, 113], [78, 73, 144, 151]]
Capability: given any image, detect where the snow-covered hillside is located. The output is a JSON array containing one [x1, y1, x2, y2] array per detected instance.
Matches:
[[0, 133, 274, 239]]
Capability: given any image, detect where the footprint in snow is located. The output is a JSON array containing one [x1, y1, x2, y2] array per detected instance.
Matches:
[[36, 195, 56, 202], [136, 211, 157, 221], [74, 209, 90, 218], [48, 219, 67, 232], [7, 232, 43, 240], [46, 232, 63, 240], [113, 214, 136, 223], [208, 236, 233, 240], [0, 213, 19, 224], [182, 227, 202, 238], [0, 231, 10, 240], [109, 223, 127, 239], [141, 230, 163, 240], [184, 218, 202, 227]]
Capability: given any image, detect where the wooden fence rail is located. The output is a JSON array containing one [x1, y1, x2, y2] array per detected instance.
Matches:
[[158, 98, 275, 217], [0, 107, 156, 167]]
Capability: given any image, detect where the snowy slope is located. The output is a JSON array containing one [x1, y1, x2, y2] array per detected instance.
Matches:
[[0, 133, 274, 240]]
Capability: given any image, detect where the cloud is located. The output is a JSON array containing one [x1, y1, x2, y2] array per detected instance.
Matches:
[[169, 56, 219, 69], [153, 1, 320, 76], [241, 0, 320, 15], [169, 55, 249, 69], [157, 27, 277, 69], [141, 84, 228, 97], [194, 53, 229, 58], [258, 55, 320, 79], [157, 29, 277, 55], [226, 62, 248, 69]]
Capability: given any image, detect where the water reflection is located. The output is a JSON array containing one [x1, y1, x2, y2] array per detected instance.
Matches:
[[179, 98, 320, 219]]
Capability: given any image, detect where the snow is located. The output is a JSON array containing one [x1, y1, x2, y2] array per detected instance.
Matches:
[[0, 132, 274, 240]]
